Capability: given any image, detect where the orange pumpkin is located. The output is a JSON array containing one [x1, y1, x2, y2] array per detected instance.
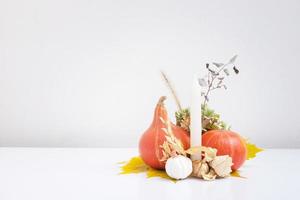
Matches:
[[202, 130, 247, 170], [139, 96, 190, 169]]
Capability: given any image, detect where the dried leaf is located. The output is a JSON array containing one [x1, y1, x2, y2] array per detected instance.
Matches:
[[203, 147, 217, 162], [119, 156, 176, 182], [202, 118, 211, 129], [233, 66, 239, 74], [192, 160, 210, 178], [160, 118, 186, 160], [193, 159, 217, 181], [191, 148, 234, 180], [217, 80, 223, 86], [165, 136, 176, 145], [208, 68, 217, 75], [185, 146, 203, 155], [159, 117, 166, 124], [161, 128, 168, 134], [224, 68, 230, 76], [213, 62, 224, 68], [229, 55, 238, 64], [185, 146, 217, 161], [198, 78, 207, 87], [210, 155, 232, 177], [161, 142, 171, 156], [202, 169, 217, 181], [246, 142, 263, 160]]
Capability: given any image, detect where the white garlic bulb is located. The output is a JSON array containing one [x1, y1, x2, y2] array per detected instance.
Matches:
[[165, 155, 193, 180]]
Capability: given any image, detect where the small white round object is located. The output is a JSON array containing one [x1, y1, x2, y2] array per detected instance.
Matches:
[[165, 155, 193, 180]]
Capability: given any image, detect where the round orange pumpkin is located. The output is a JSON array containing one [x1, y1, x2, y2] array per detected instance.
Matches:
[[139, 96, 190, 169], [202, 130, 247, 170]]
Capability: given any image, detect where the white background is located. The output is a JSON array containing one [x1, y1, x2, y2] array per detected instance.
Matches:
[[0, 0, 299, 148]]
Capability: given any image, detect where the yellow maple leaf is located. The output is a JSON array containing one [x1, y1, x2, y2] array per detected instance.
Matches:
[[119, 157, 149, 174], [119, 156, 176, 182], [147, 168, 176, 182], [246, 141, 263, 160], [231, 170, 246, 178]]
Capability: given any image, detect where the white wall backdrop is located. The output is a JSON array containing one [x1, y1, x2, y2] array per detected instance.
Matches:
[[0, 0, 299, 147]]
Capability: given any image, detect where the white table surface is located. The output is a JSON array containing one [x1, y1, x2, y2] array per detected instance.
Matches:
[[0, 148, 299, 200]]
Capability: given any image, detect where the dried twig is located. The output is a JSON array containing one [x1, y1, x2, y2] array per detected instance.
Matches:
[[161, 71, 182, 110], [199, 55, 240, 105]]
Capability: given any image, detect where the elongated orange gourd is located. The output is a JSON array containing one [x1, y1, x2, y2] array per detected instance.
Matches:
[[139, 96, 190, 169]]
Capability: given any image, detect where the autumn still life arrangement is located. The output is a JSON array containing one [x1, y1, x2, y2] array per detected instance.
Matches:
[[119, 55, 263, 182]]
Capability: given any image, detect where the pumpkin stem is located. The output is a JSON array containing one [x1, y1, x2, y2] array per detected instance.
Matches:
[[157, 96, 167, 106]]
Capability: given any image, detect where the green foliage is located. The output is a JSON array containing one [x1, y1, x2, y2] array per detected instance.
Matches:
[[175, 108, 190, 132], [175, 105, 229, 133], [201, 104, 229, 131]]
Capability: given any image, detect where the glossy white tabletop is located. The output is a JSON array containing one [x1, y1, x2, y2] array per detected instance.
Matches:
[[0, 148, 298, 200]]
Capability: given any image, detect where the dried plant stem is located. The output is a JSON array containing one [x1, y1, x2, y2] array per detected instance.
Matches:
[[203, 63, 229, 105], [160, 71, 182, 110]]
